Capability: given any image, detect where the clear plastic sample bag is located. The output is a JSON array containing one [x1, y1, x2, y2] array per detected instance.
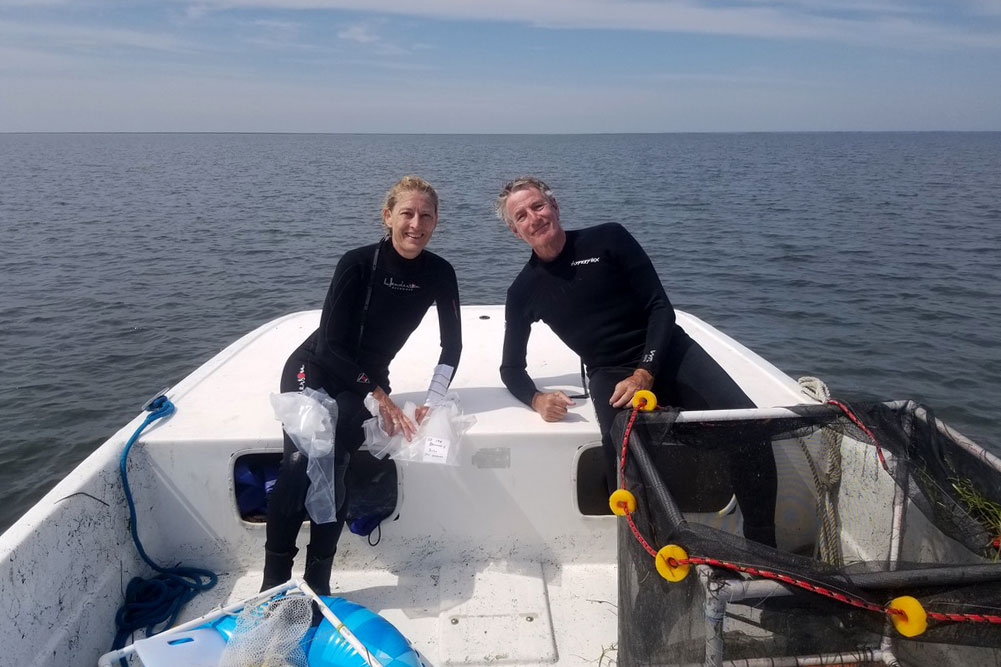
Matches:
[[362, 392, 474, 466], [269, 387, 339, 524]]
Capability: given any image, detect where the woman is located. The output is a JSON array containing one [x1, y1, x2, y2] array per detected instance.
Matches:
[[262, 176, 462, 594]]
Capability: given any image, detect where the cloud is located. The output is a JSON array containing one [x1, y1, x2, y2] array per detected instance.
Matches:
[[6, 2, 998, 55], [334, 21, 410, 56], [161, 0, 1000, 48], [184, 4, 211, 20], [337, 23, 379, 44], [0, 19, 189, 54], [625, 69, 825, 89], [244, 17, 304, 48], [0, 0, 66, 5], [5, 68, 994, 133], [0, 45, 84, 73], [254, 18, 301, 31], [968, 0, 1001, 16], [1, 0, 997, 131]]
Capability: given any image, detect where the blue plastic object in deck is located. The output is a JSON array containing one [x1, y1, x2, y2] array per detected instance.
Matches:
[[201, 594, 421, 667], [308, 596, 422, 667]]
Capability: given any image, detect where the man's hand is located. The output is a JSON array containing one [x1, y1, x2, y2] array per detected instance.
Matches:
[[415, 405, 431, 425], [609, 369, 654, 408], [531, 391, 576, 422]]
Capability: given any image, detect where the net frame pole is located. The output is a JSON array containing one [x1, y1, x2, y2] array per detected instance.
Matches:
[[895, 400, 1001, 476], [718, 650, 894, 666], [298, 580, 386, 667], [672, 404, 836, 424], [700, 566, 725, 667], [700, 567, 802, 667], [698, 565, 910, 667], [879, 405, 913, 664], [628, 425, 686, 528]]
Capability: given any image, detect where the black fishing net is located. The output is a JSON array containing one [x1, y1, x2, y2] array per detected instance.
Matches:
[[614, 400, 1001, 666]]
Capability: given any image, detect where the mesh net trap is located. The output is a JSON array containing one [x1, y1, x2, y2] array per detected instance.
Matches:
[[613, 398, 1001, 666]]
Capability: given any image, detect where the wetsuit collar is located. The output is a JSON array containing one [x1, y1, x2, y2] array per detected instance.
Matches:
[[531, 228, 573, 265], [383, 237, 426, 270]]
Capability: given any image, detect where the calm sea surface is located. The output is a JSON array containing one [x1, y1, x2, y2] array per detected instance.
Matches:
[[1, 133, 999, 532]]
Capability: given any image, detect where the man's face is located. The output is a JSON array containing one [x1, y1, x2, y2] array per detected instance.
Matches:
[[505, 186, 562, 251]]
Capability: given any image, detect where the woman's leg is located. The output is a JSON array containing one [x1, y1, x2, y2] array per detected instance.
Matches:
[[300, 388, 372, 595], [262, 430, 308, 589], [261, 352, 319, 591]]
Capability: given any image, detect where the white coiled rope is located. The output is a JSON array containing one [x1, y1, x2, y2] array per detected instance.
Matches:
[[797, 377, 843, 565]]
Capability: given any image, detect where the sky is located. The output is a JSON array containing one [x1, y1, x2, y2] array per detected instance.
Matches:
[[1, 0, 1000, 132]]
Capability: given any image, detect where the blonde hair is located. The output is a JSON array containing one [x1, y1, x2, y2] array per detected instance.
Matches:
[[495, 176, 556, 226], [382, 176, 439, 234]]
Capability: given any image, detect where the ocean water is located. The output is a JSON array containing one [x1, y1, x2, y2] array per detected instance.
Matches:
[[1, 132, 999, 533]]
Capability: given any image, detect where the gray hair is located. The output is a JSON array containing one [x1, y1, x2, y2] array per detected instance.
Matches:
[[494, 176, 556, 226]]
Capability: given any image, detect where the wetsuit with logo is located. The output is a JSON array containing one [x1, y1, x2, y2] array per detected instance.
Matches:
[[500, 223, 776, 545], [266, 238, 462, 566]]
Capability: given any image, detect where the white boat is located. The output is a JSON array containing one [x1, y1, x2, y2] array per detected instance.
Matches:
[[3, 305, 999, 666]]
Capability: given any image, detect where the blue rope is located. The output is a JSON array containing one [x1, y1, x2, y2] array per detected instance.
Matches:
[[111, 394, 218, 653]]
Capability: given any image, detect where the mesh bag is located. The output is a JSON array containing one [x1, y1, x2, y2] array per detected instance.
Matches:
[[217, 594, 312, 667], [615, 399, 1001, 666]]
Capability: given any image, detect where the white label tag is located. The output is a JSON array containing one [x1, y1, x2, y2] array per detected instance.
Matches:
[[423, 436, 450, 464]]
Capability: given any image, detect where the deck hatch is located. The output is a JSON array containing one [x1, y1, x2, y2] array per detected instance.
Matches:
[[438, 561, 557, 664]]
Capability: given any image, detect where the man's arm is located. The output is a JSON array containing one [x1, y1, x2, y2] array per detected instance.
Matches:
[[614, 223, 676, 379], [609, 224, 675, 407], [500, 290, 575, 421]]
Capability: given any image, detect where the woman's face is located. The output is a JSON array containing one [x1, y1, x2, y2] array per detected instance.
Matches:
[[384, 191, 438, 259]]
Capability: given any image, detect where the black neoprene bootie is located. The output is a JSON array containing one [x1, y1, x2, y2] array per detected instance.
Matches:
[[260, 547, 298, 592], [303, 547, 335, 597]]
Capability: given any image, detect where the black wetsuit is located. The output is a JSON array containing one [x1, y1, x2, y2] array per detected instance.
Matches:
[[266, 238, 462, 568], [500, 223, 776, 545]]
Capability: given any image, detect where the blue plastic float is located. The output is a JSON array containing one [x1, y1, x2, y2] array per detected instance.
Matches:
[[208, 595, 421, 667], [107, 592, 422, 667], [308, 596, 422, 667]]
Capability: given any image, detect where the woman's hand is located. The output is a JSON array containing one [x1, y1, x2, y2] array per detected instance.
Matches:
[[372, 387, 417, 441], [609, 369, 654, 408], [415, 405, 431, 425]]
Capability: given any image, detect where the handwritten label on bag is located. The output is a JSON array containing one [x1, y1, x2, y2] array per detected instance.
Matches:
[[423, 436, 450, 464]]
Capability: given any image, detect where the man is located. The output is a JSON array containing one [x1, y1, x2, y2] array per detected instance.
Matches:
[[496, 176, 777, 547]]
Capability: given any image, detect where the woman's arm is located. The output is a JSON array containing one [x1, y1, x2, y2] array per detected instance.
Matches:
[[315, 249, 378, 395], [424, 263, 462, 407]]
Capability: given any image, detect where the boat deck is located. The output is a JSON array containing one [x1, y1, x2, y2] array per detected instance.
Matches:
[[206, 561, 618, 665], [142, 305, 810, 664], [1, 305, 813, 667]]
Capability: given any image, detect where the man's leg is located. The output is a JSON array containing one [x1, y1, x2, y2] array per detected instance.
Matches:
[[669, 339, 778, 547], [587, 367, 636, 493]]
